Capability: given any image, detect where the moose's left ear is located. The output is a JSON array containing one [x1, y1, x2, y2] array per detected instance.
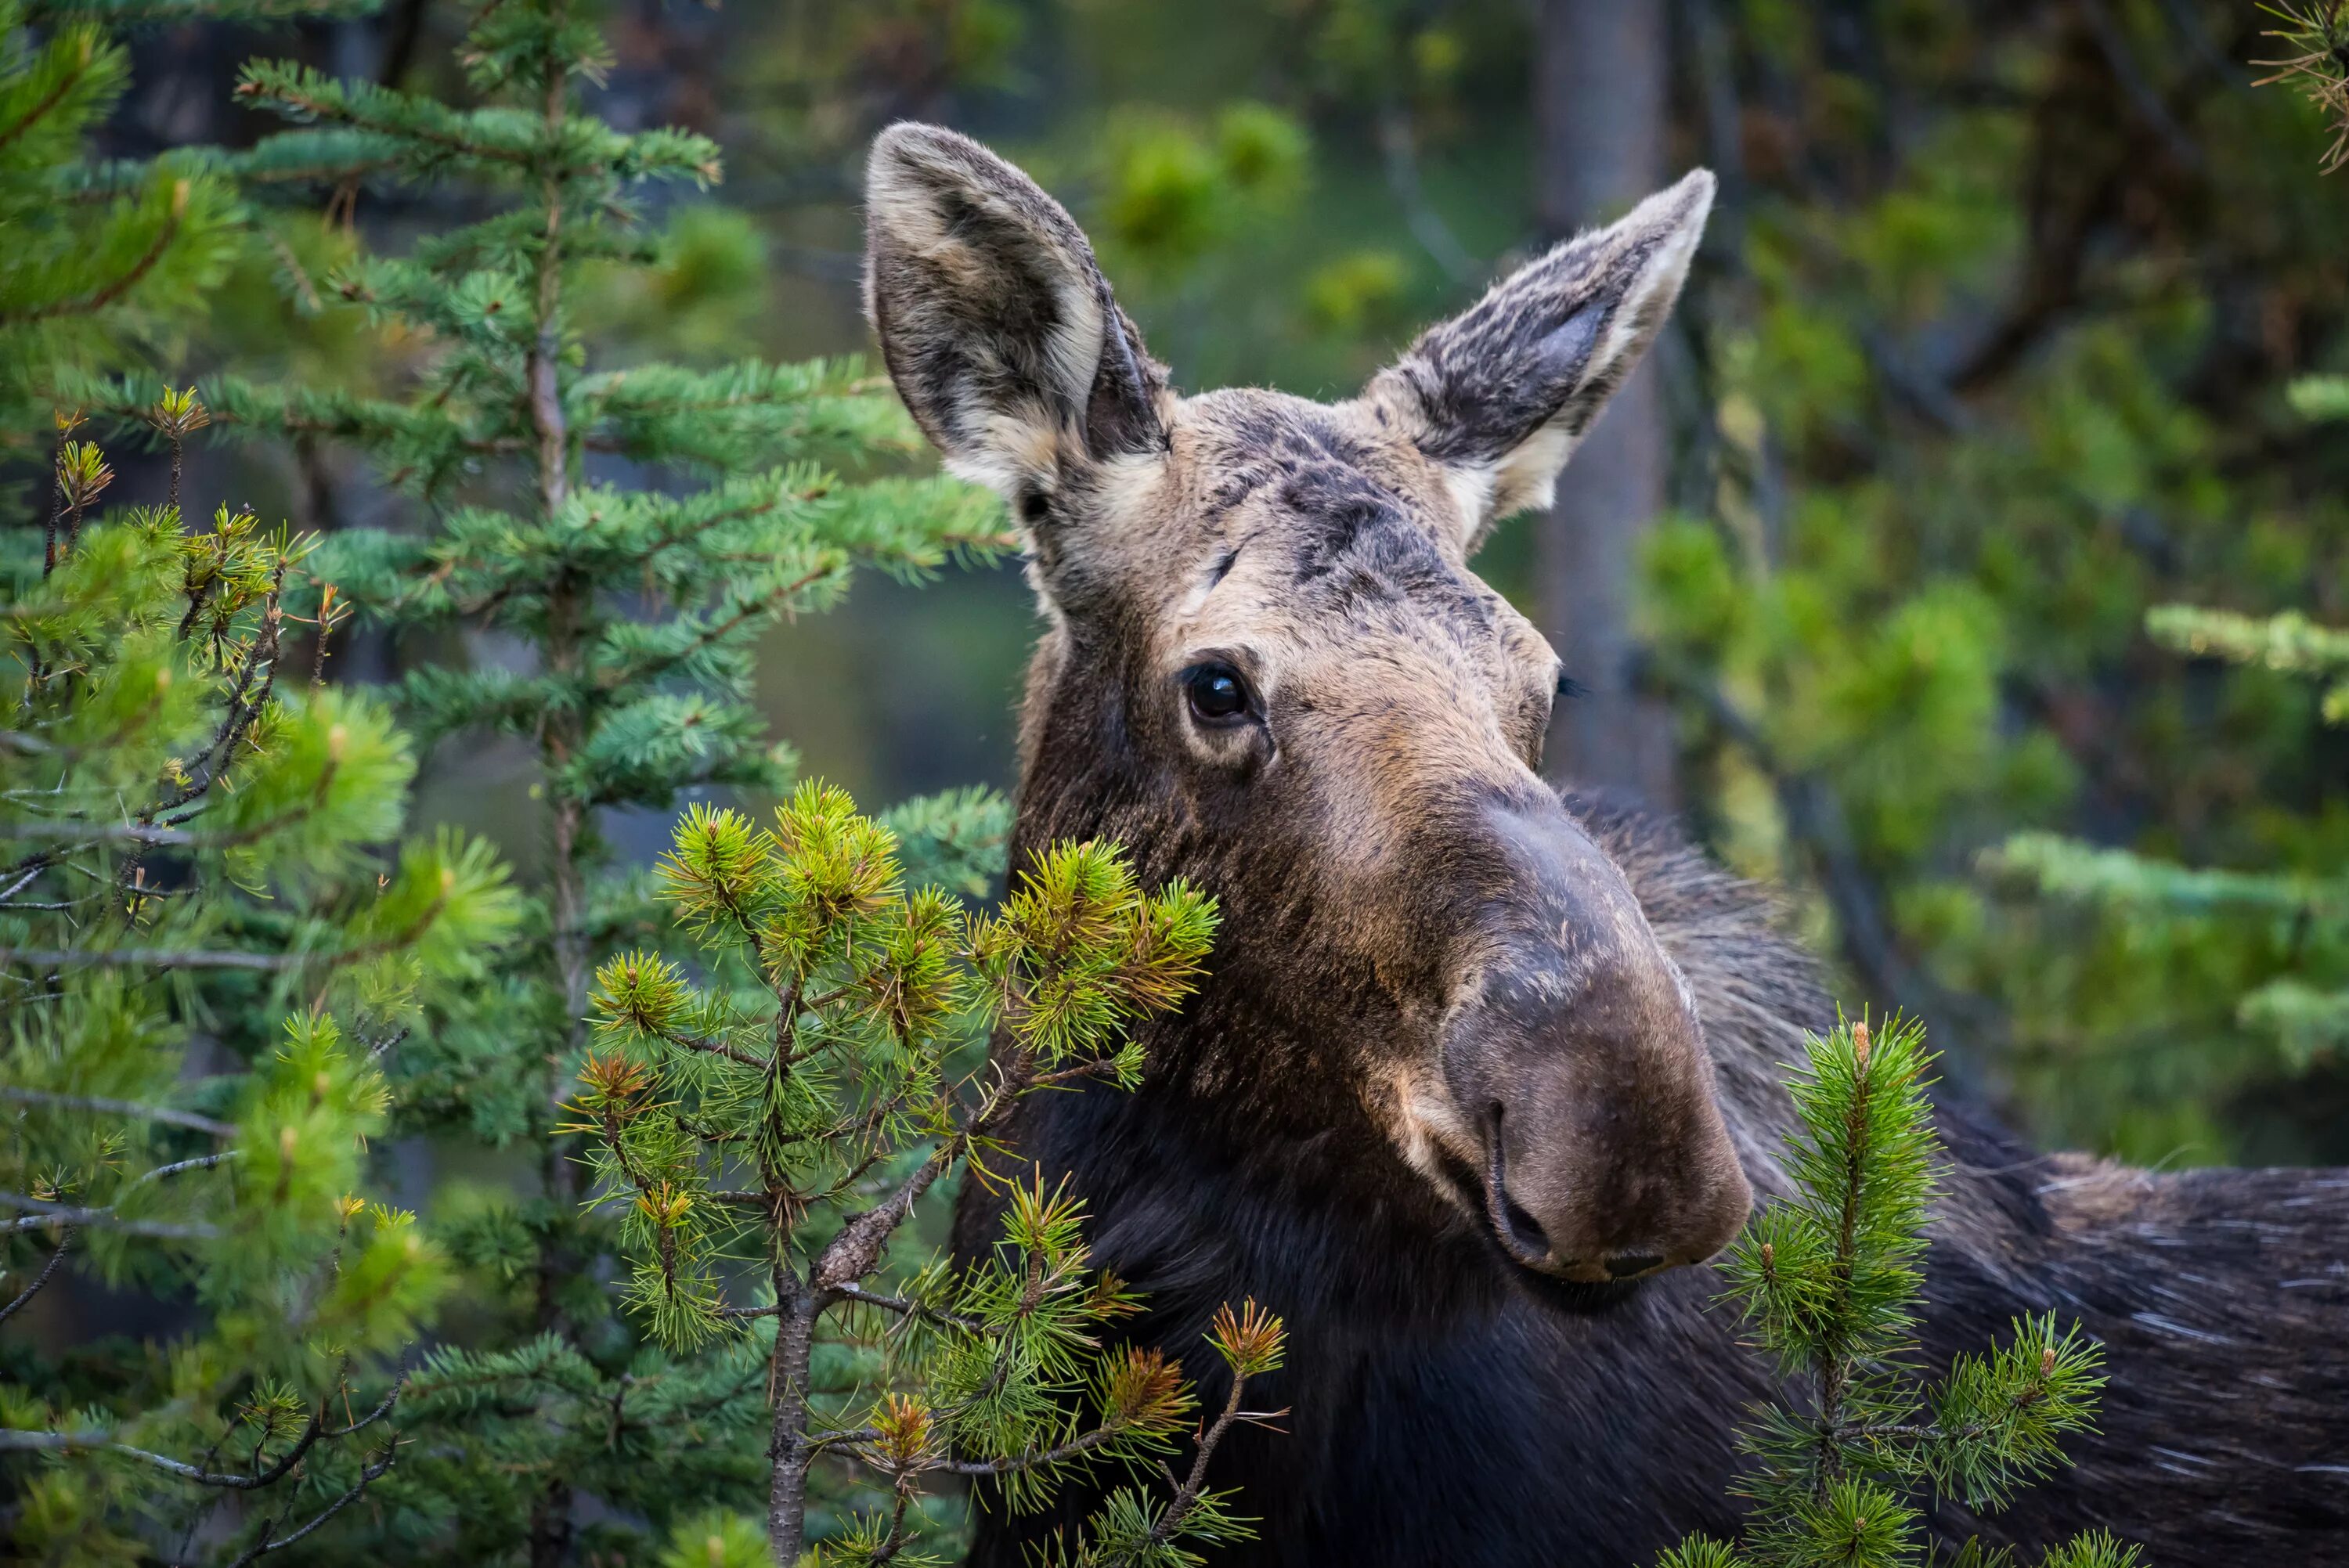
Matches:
[[863, 123, 1167, 505], [1369, 169, 1713, 548]]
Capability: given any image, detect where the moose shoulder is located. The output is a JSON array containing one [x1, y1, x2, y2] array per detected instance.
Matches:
[[860, 122, 2349, 1565]]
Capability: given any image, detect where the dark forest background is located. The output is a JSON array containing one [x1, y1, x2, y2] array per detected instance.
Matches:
[[74, 0, 2349, 1169]]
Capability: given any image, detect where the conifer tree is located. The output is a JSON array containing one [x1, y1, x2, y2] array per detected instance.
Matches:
[[65, 2, 1011, 1558], [6, 7, 511, 1559], [583, 786, 1286, 1566], [0, 0, 319, 445], [1656, 1019, 2134, 1568], [2, 406, 514, 1563]]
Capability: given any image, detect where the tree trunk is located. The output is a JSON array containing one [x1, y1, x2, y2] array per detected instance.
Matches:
[[1534, 0, 1677, 809], [767, 1271, 818, 1566]]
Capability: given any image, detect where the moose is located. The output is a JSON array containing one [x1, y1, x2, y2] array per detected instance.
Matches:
[[860, 124, 2349, 1564]]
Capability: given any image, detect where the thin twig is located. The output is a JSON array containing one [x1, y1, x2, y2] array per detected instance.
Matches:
[[832, 1281, 986, 1335], [0, 1087, 236, 1138], [0, 1235, 70, 1327], [222, 1442, 398, 1566], [0, 1202, 217, 1238]]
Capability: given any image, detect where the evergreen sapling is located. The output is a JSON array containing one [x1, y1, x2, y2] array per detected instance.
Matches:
[[583, 786, 1288, 1566], [1658, 1019, 2138, 1568]]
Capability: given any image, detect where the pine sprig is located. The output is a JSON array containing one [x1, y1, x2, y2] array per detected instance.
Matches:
[[1661, 1019, 2139, 1568], [2256, 2, 2349, 171]]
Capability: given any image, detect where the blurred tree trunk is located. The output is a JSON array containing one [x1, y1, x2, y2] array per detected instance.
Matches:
[[1534, 0, 1676, 809]]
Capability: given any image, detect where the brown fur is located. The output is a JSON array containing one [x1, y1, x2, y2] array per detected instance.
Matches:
[[862, 124, 2349, 1563]]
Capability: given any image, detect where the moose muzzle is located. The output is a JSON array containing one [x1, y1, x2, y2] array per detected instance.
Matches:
[[1440, 795, 1753, 1285]]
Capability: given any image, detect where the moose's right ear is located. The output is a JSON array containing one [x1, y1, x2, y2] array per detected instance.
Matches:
[[1369, 169, 1713, 551], [863, 123, 1167, 502]]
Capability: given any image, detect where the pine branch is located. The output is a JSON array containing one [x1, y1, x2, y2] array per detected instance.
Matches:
[[0, 1235, 70, 1325], [0, 1379, 399, 1487], [0, 1086, 236, 1138], [222, 1442, 399, 1567], [833, 1280, 986, 1335]]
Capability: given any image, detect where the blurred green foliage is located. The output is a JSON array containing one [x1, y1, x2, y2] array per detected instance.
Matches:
[[1633, 2, 2349, 1166]]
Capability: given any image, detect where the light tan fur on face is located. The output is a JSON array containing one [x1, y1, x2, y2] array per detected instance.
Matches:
[[1378, 1060, 1485, 1217]]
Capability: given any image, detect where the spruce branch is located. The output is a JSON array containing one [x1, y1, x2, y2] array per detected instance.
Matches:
[[0, 178, 184, 323]]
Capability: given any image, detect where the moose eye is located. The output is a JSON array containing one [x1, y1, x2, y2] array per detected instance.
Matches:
[[1183, 661, 1252, 725]]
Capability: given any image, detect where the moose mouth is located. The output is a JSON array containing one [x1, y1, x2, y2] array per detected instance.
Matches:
[[1426, 1134, 1644, 1317]]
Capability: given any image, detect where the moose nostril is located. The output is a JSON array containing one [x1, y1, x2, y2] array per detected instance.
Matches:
[[1604, 1250, 1665, 1280], [1497, 1189, 1552, 1262]]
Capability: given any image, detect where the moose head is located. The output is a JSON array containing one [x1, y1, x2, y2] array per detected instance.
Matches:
[[864, 124, 1751, 1297]]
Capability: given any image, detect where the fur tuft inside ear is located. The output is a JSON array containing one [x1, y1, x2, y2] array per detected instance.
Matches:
[[862, 123, 1166, 503], [1369, 168, 1714, 549]]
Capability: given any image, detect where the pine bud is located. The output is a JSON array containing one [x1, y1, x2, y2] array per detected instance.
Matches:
[[327, 723, 347, 763], [1851, 1018, 1871, 1071], [2041, 1345, 2057, 1376], [1761, 1240, 1775, 1276], [279, 1126, 298, 1158]]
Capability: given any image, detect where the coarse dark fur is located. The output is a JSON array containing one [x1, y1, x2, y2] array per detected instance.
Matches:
[[860, 123, 2349, 1564]]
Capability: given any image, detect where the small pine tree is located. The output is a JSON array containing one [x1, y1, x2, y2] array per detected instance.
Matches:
[[62, 2, 1010, 1558], [2, 408, 515, 1563], [1657, 1019, 2137, 1568], [581, 785, 1287, 1566]]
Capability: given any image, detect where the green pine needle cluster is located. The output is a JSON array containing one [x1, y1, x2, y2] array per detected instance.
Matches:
[[2257, 2, 2349, 171], [575, 784, 1274, 1565], [0, 0, 243, 455], [1659, 1018, 2135, 1568]]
